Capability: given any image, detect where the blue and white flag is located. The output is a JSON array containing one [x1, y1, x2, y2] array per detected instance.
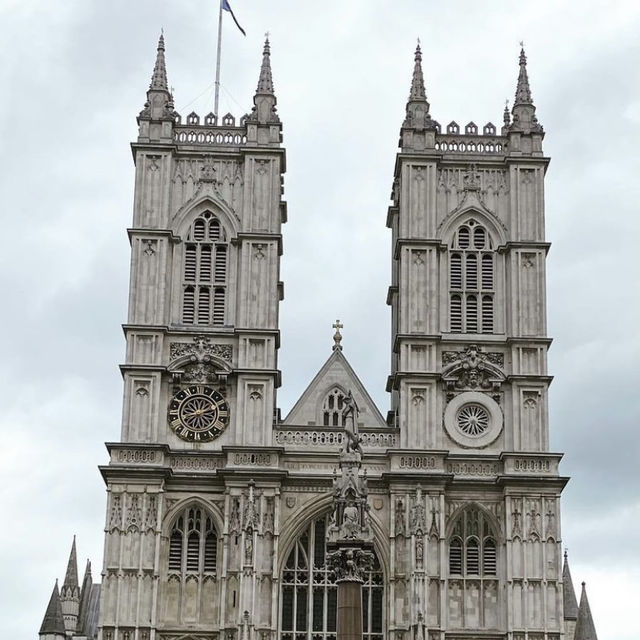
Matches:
[[222, 0, 246, 36]]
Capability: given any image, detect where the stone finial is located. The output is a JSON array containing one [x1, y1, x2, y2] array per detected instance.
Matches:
[[503, 100, 511, 126], [332, 319, 343, 351], [150, 32, 168, 91], [39, 581, 66, 637], [574, 582, 598, 640]]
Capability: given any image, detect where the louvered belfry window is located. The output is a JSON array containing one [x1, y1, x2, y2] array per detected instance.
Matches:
[[182, 211, 228, 326], [449, 221, 495, 333], [448, 507, 497, 577], [167, 506, 218, 576]]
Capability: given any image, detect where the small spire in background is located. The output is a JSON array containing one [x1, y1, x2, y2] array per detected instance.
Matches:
[[562, 548, 579, 621], [332, 319, 343, 351], [39, 580, 66, 637], [574, 582, 598, 640], [63, 536, 79, 588]]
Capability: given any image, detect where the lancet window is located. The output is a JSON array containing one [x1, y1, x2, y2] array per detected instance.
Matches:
[[449, 221, 494, 333], [448, 507, 497, 577], [167, 506, 218, 576], [280, 515, 383, 640], [181, 211, 228, 326], [321, 388, 347, 427]]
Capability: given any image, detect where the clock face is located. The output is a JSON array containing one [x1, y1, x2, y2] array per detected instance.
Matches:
[[168, 385, 229, 442]]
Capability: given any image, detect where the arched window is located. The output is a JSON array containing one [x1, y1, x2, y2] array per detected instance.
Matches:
[[448, 507, 497, 577], [321, 388, 347, 427], [181, 211, 228, 326], [449, 220, 495, 334], [281, 515, 384, 640], [167, 506, 218, 576]]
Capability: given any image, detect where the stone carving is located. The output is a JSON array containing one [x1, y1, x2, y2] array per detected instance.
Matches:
[[124, 494, 142, 532], [200, 156, 217, 182], [342, 391, 363, 455], [395, 499, 406, 537], [243, 482, 260, 530], [429, 505, 439, 537], [143, 239, 157, 256], [442, 344, 505, 402], [144, 495, 157, 532], [109, 494, 122, 531], [169, 336, 232, 363], [229, 498, 241, 533], [545, 500, 556, 538], [262, 498, 274, 534], [463, 164, 481, 191], [415, 537, 424, 567], [182, 362, 217, 384], [527, 499, 541, 538], [244, 533, 254, 565], [410, 488, 426, 535], [326, 547, 374, 583], [511, 503, 523, 537]]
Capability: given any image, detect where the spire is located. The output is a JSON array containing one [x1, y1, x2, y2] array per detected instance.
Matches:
[[509, 44, 543, 135], [332, 319, 343, 352], [409, 42, 426, 101], [63, 536, 79, 588], [256, 36, 275, 95], [402, 41, 437, 133], [514, 44, 532, 105], [77, 559, 93, 635], [562, 550, 579, 620], [249, 36, 279, 126], [150, 31, 168, 90], [574, 582, 598, 640], [39, 581, 66, 636]]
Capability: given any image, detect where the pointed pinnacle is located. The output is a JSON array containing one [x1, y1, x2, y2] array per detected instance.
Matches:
[[39, 580, 66, 635], [574, 582, 598, 640], [256, 37, 274, 94], [562, 548, 579, 620], [63, 536, 79, 588], [503, 99, 510, 125], [150, 31, 169, 91], [514, 45, 533, 105], [409, 42, 427, 101]]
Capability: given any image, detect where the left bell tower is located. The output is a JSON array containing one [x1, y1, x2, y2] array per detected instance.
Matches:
[[98, 34, 286, 638]]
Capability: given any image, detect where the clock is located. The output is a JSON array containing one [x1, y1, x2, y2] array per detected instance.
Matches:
[[168, 385, 229, 442]]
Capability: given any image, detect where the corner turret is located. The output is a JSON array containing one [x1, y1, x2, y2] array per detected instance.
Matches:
[[400, 43, 438, 152], [39, 581, 66, 640], [137, 32, 177, 143], [507, 45, 544, 155]]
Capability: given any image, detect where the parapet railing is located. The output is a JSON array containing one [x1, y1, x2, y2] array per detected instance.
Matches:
[[273, 427, 397, 449], [174, 125, 248, 146], [435, 134, 507, 155]]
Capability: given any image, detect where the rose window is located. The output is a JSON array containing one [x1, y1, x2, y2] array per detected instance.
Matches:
[[456, 404, 490, 436]]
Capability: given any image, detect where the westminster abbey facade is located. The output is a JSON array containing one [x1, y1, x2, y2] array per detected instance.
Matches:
[[38, 34, 599, 640]]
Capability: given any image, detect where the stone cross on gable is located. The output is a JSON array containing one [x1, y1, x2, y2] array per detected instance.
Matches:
[[332, 319, 343, 351]]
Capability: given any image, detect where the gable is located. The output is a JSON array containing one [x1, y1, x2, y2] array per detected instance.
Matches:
[[283, 349, 387, 428]]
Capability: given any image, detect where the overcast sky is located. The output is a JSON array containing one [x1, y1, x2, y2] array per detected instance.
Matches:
[[0, 1, 638, 639]]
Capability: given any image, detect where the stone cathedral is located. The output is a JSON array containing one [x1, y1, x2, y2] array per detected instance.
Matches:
[[38, 36, 600, 640]]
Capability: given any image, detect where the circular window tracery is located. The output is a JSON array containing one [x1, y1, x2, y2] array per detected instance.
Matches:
[[457, 404, 490, 436]]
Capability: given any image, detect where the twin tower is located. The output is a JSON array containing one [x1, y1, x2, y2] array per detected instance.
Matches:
[[39, 35, 598, 640]]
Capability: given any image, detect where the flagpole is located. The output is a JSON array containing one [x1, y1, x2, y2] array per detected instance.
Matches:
[[214, 0, 223, 120]]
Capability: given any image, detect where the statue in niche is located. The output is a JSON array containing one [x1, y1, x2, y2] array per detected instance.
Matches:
[[244, 530, 254, 565], [342, 390, 363, 455], [341, 500, 361, 539], [395, 499, 406, 537]]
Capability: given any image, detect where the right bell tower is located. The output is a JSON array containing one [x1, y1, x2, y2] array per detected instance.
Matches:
[[387, 45, 567, 637]]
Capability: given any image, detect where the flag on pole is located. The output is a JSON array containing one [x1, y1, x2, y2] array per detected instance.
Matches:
[[222, 0, 246, 36]]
